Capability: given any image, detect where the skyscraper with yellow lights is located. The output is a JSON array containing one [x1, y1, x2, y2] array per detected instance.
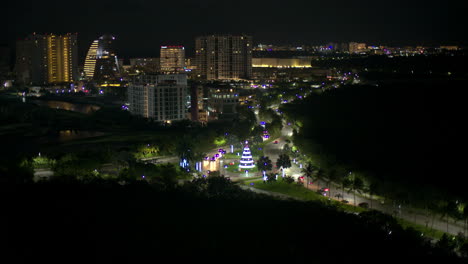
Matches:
[[45, 33, 78, 83], [15, 33, 78, 85]]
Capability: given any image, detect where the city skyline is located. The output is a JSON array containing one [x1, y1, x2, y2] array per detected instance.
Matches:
[[3, 0, 465, 59]]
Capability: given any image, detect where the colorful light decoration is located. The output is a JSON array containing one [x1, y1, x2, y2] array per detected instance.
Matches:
[[239, 141, 255, 169]]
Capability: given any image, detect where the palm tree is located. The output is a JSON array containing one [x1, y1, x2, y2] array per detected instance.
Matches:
[[341, 171, 352, 202], [276, 153, 291, 177], [314, 167, 326, 192], [344, 174, 364, 207], [327, 167, 344, 200], [301, 163, 314, 189], [368, 181, 379, 209]]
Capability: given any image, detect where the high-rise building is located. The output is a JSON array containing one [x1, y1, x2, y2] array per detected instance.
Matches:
[[45, 33, 78, 83], [127, 74, 187, 122], [83, 40, 99, 79], [160, 46, 185, 73], [15, 33, 78, 85], [195, 35, 252, 80], [83, 34, 120, 82]]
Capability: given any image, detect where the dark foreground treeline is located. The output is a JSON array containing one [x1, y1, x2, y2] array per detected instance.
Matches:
[[281, 80, 466, 207], [6, 178, 465, 263]]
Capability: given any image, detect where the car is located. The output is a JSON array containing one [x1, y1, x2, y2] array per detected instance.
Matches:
[[358, 202, 369, 208], [341, 200, 349, 204], [274, 140, 278, 144]]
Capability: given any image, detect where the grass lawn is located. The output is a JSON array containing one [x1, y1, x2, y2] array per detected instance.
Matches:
[[243, 179, 449, 241], [223, 153, 243, 159], [397, 218, 447, 240], [243, 179, 368, 212]]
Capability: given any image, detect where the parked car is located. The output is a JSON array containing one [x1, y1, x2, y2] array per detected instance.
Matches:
[[274, 140, 278, 144], [358, 202, 369, 208]]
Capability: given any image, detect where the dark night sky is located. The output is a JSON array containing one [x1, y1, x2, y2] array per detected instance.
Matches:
[[3, 0, 467, 60]]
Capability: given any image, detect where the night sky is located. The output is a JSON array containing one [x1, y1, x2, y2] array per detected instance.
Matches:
[[3, 0, 466, 59]]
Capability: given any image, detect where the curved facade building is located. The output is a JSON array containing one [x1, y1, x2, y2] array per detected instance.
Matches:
[[83, 34, 121, 82], [83, 40, 98, 79]]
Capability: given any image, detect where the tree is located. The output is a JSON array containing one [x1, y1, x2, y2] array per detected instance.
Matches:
[[301, 163, 314, 189], [226, 133, 240, 151], [284, 175, 295, 184], [267, 173, 277, 183], [276, 154, 291, 177], [176, 136, 195, 164], [326, 167, 345, 200], [311, 166, 326, 191], [282, 143, 291, 155], [344, 174, 364, 207], [251, 134, 263, 146], [257, 156, 273, 177]]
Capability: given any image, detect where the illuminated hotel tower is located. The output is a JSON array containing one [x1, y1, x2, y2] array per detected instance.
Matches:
[[83, 34, 120, 82], [160, 46, 185, 73], [15, 33, 78, 85], [195, 35, 252, 80], [45, 33, 78, 83], [83, 40, 99, 79]]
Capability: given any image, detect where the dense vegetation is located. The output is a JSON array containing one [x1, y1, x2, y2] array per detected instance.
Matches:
[[281, 80, 466, 209], [7, 177, 466, 263]]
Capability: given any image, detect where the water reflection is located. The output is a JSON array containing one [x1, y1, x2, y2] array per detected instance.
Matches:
[[33, 100, 100, 114]]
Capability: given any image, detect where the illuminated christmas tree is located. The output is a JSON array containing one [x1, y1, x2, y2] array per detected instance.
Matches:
[[239, 141, 255, 169]]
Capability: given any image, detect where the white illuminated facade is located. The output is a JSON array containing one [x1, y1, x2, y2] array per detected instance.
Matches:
[[128, 74, 188, 122]]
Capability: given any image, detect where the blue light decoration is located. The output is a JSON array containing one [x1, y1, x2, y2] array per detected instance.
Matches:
[[180, 158, 189, 169]]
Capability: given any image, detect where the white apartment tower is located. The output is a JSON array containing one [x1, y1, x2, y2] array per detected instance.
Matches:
[[128, 74, 188, 122]]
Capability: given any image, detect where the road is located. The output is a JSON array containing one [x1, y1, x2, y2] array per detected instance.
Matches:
[[140, 116, 466, 236], [258, 121, 467, 236]]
